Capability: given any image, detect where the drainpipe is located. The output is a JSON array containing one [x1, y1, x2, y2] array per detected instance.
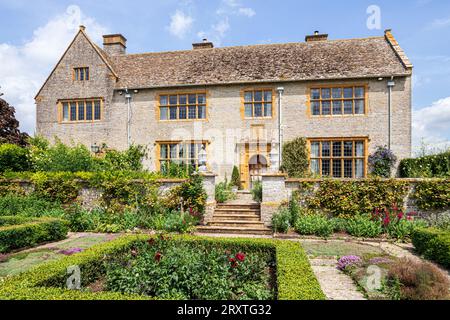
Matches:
[[387, 78, 395, 150], [125, 88, 132, 147], [277, 87, 285, 170]]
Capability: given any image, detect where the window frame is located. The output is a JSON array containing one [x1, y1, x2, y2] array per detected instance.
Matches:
[[155, 140, 209, 172], [241, 88, 275, 119], [307, 137, 368, 178], [58, 98, 103, 123], [308, 84, 368, 117], [73, 67, 90, 81], [157, 91, 208, 122]]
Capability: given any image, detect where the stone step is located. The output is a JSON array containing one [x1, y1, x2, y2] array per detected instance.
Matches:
[[214, 208, 260, 214], [212, 214, 260, 221], [215, 204, 260, 210], [196, 226, 272, 235], [209, 220, 265, 228]]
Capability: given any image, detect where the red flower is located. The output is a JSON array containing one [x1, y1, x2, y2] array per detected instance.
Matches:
[[383, 216, 390, 226], [235, 252, 245, 262], [155, 252, 162, 262], [147, 238, 155, 246], [397, 212, 404, 220], [229, 257, 238, 268]]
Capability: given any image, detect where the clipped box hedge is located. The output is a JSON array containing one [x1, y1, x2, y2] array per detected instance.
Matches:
[[400, 151, 450, 178], [412, 228, 450, 268], [0, 235, 325, 300], [0, 216, 68, 253]]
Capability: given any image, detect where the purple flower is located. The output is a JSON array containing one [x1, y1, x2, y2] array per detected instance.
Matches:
[[337, 255, 362, 271], [58, 247, 83, 255]]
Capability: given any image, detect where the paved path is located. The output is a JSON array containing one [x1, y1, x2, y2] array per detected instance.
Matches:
[[309, 258, 366, 300]]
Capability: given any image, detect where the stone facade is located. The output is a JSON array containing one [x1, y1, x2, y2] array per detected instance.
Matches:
[[35, 28, 413, 185]]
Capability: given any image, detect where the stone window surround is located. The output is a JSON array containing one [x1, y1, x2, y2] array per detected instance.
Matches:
[[73, 67, 90, 81], [240, 88, 275, 119], [307, 137, 369, 178], [308, 84, 369, 117], [157, 91, 208, 122], [58, 98, 103, 123], [155, 140, 210, 172]]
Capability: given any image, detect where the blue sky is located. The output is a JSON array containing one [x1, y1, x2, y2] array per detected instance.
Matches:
[[1, 0, 449, 154]]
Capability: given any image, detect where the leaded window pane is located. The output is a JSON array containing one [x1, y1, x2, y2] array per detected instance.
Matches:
[[344, 141, 353, 156], [355, 87, 364, 98], [70, 102, 77, 121], [188, 106, 196, 119], [354, 100, 364, 114], [264, 91, 272, 101], [78, 101, 85, 120], [254, 103, 263, 117], [333, 160, 342, 178], [244, 92, 253, 102], [160, 107, 168, 120], [63, 103, 69, 121], [94, 101, 101, 120], [179, 95, 187, 105], [188, 94, 196, 104], [311, 159, 319, 174], [311, 142, 320, 157], [312, 101, 320, 115], [322, 142, 331, 157], [197, 94, 206, 104], [355, 160, 364, 178], [356, 141, 364, 157], [321, 88, 331, 99], [322, 160, 330, 176], [179, 106, 187, 119], [160, 145, 168, 158], [254, 91, 263, 102], [344, 100, 353, 114], [311, 89, 320, 100], [170, 145, 177, 159], [333, 101, 342, 115], [332, 88, 342, 99], [160, 95, 168, 106], [86, 102, 93, 120], [169, 95, 177, 105], [170, 107, 177, 120], [344, 160, 353, 178], [198, 105, 206, 119], [264, 103, 272, 117], [322, 101, 331, 115], [333, 142, 342, 157], [343, 87, 353, 98], [245, 104, 252, 117]]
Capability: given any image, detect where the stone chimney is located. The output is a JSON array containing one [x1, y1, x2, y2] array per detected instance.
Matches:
[[192, 38, 214, 50], [305, 31, 328, 42], [103, 34, 127, 55]]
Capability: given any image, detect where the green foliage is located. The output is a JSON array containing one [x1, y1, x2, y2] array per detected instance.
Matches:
[[400, 150, 450, 178], [0, 235, 325, 300], [412, 180, 450, 210], [281, 137, 309, 178], [0, 143, 31, 172], [148, 211, 200, 233], [160, 162, 192, 178], [105, 237, 274, 299], [0, 193, 63, 217], [344, 214, 383, 238], [294, 214, 334, 238], [231, 166, 241, 189], [368, 146, 397, 178], [271, 208, 291, 233], [251, 180, 262, 203], [0, 216, 68, 253], [215, 178, 236, 203], [94, 145, 147, 172], [302, 178, 409, 217], [412, 228, 450, 268], [288, 196, 301, 226]]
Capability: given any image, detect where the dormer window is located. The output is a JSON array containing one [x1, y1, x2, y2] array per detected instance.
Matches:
[[74, 67, 89, 81]]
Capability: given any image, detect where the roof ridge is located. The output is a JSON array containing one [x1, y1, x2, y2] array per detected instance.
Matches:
[[118, 36, 386, 57]]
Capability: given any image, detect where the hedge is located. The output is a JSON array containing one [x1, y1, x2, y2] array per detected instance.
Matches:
[[412, 228, 450, 268], [0, 235, 325, 300], [0, 216, 68, 253], [412, 180, 450, 211], [400, 151, 450, 178]]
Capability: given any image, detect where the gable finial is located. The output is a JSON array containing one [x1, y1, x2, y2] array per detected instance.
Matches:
[[79, 25, 86, 31]]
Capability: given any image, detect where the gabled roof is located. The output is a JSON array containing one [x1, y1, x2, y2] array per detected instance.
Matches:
[[35, 27, 118, 99], [108, 31, 412, 90]]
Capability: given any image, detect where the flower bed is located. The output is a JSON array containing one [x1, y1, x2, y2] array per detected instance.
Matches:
[[0, 216, 68, 253], [0, 235, 325, 300]]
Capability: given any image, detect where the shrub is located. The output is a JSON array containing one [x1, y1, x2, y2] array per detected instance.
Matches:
[[281, 137, 309, 178], [95, 145, 147, 171], [251, 180, 262, 203], [0, 216, 68, 253], [0, 143, 31, 172], [294, 214, 334, 238], [368, 146, 397, 178], [384, 258, 449, 300], [412, 228, 450, 268], [344, 214, 383, 238], [412, 180, 450, 211], [215, 179, 236, 203], [231, 166, 241, 189], [272, 208, 291, 233], [288, 197, 301, 226], [304, 178, 409, 217], [0, 194, 63, 217], [400, 150, 450, 178]]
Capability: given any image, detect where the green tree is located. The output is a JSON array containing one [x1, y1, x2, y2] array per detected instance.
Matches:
[[231, 166, 241, 189], [281, 137, 309, 178], [0, 95, 29, 146]]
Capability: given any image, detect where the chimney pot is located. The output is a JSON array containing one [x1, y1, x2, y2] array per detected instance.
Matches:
[[192, 40, 214, 49], [305, 31, 328, 42]]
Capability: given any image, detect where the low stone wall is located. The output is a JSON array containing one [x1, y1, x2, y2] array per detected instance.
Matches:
[[261, 174, 450, 227]]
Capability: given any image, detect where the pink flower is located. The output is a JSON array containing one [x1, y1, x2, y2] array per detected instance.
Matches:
[[235, 252, 246, 262]]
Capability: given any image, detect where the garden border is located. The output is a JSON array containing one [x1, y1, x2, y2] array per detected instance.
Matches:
[[0, 235, 325, 300]]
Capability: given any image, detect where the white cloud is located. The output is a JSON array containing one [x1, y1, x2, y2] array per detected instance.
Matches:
[[168, 10, 194, 39], [238, 7, 256, 17], [427, 16, 450, 30], [412, 97, 450, 154], [0, 5, 108, 134], [213, 18, 230, 38]]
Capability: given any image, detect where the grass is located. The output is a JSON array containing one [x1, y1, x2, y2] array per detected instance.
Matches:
[[0, 234, 116, 278], [300, 240, 384, 258]]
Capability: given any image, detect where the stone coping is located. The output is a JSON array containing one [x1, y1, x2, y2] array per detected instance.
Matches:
[[285, 177, 449, 183], [261, 173, 288, 177], [0, 178, 188, 184]]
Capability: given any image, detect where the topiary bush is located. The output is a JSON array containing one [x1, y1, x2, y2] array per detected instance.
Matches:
[[231, 166, 241, 190], [281, 137, 309, 178], [0, 216, 68, 253]]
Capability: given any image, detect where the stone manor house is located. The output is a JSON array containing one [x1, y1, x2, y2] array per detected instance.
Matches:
[[35, 26, 412, 189]]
